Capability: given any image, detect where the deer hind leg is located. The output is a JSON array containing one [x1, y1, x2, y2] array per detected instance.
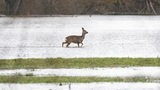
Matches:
[[62, 41, 69, 47], [66, 43, 71, 47], [62, 42, 66, 47]]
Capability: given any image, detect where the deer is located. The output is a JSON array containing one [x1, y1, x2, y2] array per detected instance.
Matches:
[[62, 27, 88, 48]]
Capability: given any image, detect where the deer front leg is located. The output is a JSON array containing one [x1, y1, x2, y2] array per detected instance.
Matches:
[[77, 43, 80, 47], [81, 42, 83, 47]]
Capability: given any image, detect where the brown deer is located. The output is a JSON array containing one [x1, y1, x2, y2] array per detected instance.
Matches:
[[62, 27, 88, 47]]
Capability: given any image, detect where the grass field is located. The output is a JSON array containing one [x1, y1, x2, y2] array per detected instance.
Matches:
[[0, 75, 159, 83], [0, 58, 159, 69], [0, 58, 159, 83]]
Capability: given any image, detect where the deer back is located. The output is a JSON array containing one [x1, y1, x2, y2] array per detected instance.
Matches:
[[66, 35, 83, 43]]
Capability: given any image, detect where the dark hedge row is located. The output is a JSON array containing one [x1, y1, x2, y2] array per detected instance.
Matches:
[[0, 0, 160, 15]]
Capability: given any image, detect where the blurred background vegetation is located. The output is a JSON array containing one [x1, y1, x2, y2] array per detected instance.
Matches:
[[0, 0, 160, 16]]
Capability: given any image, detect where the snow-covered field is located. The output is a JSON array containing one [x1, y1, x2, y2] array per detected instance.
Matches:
[[0, 67, 160, 78], [0, 83, 160, 90], [0, 16, 160, 59], [0, 16, 160, 90]]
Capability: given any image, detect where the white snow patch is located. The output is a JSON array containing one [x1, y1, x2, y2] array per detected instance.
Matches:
[[0, 67, 160, 78], [0, 83, 159, 90], [0, 16, 160, 59]]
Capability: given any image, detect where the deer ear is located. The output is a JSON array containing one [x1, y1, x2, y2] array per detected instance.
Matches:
[[82, 27, 84, 30]]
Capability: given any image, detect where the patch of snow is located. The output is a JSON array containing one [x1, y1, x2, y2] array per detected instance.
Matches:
[[0, 83, 159, 90], [0, 16, 160, 59], [0, 67, 159, 78]]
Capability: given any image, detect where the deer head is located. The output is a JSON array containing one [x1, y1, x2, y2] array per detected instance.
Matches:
[[82, 27, 88, 35]]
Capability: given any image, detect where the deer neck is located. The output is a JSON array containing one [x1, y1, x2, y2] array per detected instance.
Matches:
[[81, 33, 86, 40]]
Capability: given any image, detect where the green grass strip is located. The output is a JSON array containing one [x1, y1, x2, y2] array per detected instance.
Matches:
[[0, 75, 159, 83], [0, 58, 159, 69]]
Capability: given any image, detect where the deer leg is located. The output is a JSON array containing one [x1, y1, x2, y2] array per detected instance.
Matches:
[[62, 42, 65, 47], [66, 43, 70, 47], [81, 42, 83, 47], [77, 43, 80, 47], [62, 42, 67, 47]]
